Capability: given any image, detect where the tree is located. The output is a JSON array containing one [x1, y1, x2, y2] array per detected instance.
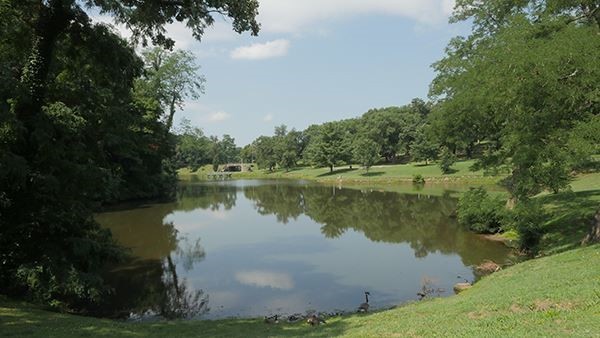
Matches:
[[353, 138, 380, 173], [411, 127, 439, 165], [138, 48, 205, 132], [305, 122, 352, 172], [0, 0, 260, 310], [431, 3, 600, 201], [174, 119, 210, 171], [254, 136, 277, 171]]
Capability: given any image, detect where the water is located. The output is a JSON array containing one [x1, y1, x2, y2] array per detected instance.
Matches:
[[95, 179, 512, 319]]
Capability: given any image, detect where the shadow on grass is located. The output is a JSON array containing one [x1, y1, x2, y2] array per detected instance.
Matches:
[[442, 168, 459, 175], [360, 171, 384, 177], [0, 295, 359, 338], [317, 168, 358, 177], [538, 189, 600, 253]]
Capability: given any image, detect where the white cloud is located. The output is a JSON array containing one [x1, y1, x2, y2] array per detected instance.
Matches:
[[207, 111, 231, 122], [256, 0, 456, 34], [230, 39, 290, 60], [235, 270, 294, 290], [263, 114, 273, 122]]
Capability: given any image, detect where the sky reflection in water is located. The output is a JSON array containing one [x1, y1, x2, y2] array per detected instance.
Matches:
[[96, 180, 511, 319]]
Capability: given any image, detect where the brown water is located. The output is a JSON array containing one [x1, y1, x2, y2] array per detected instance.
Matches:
[[95, 179, 512, 320]]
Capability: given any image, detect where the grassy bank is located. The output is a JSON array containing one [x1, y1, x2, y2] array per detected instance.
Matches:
[[181, 160, 503, 185], [2, 244, 599, 337]]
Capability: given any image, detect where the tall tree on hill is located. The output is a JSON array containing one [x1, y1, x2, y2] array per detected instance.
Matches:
[[431, 0, 600, 201]]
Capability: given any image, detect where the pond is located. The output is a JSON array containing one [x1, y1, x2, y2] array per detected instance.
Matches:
[[95, 179, 512, 320]]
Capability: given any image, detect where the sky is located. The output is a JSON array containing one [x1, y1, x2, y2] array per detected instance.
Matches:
[[94, 0, 469, 146]]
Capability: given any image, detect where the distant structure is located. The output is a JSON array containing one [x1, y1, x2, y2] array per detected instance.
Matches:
[[219, 163, 254, 172]]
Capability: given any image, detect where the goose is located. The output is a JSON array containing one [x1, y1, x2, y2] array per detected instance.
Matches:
[[264, 314, 279, 324], [306, 314, 326, 326], [287, 313, 303, 323], [358, 291, 370, 312]]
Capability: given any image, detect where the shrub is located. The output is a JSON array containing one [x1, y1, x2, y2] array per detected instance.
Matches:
[[412, 174, 425, 184], [457, 187, 506, 233], [506, 201, 546, 252]]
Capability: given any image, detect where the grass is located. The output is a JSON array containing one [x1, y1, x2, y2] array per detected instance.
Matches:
[[181, 160, 504, 185], [2, 245, 599, 337]]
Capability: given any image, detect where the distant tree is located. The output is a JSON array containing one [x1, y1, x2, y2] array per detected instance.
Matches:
[[305, 122, 352, 172], [174, 119, 210, 171], [353, 138, 380, 173], [240, 144, 256, 163], [220, 135, 239, 163], [254, 136, 277, 171], [412, 127, 439, 165]]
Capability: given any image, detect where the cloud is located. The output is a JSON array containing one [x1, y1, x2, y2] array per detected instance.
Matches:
[[235, 270, 294, 290], [207, 111, 231, 122], [256, 0, 456, 34], [230, 39, 290, 60], [263, 114, 273, 122]]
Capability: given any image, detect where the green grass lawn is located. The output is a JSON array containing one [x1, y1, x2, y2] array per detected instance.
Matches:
[[181, 160, 503, 185], [2, 245, 599, 337]]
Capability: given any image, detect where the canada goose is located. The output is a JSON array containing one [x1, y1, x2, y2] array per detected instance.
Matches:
[[264, 314, 279, 324], [306, 314, 326, 326], [287, 313, 303, 323], [358, 291, 370, 312]]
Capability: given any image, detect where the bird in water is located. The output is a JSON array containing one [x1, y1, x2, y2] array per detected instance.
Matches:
[[264, 314, 279, 324], [358, 291, 370, 312], [306, 314, 326, 326]]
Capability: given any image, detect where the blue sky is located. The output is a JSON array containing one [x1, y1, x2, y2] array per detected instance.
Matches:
[[95, 0, 468, 146]]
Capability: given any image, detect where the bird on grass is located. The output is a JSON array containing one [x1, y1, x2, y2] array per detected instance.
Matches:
[[358, 291, 370, 312], [264, 314, 279, 324], [306, 314, 326, 326]]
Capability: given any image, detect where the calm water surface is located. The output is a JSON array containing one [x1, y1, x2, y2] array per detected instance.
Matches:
[[96, 179, 512, 319]]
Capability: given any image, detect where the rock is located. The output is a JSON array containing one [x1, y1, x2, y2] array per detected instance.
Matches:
[[453, 282, 472, 294], [475, 260, 502, 275]]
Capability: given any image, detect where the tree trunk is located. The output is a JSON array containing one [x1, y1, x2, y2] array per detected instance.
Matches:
[[15, 0, 70, 130], [582, 209, 600, 245], [329, 165, 333, 173], [165, 95, 177, 132]]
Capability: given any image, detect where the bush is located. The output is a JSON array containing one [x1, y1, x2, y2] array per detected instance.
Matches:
[[412, 174, 425, 184], [506, 201, 546, 252], [457, 187, 506, 233]]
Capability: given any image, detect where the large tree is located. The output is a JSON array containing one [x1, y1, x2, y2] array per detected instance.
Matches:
[[1, 0, 260, 310], [138, 48, 205, 132], [431, 1, 600, 201]]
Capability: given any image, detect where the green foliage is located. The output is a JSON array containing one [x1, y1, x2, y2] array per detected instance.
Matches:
[[457, 187, 506, 233], [411, 127, 439, 165], [1, 0, 260, 312], [137, 48, 205, 132], [412, 174, 425, 184], [304, 122, 352, 172], [505, 200, 546, 252], [352, 137, 380, 172], [432, 5, 600, 200], [439, 146, 457, 174], [174, 119, 210, 171]]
